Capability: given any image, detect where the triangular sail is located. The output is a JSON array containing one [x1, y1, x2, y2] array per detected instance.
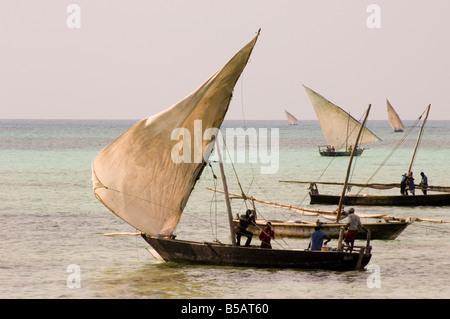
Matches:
[[285, 110, 298, 125], [92, 32, 259, 237], [304, 86, 381, 149], [386, 99, 405, 131]]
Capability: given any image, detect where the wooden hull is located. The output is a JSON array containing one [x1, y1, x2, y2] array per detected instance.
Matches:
[[142, 235, 371, 271], [310, 193, 450, 206], [319, 149, 364, 157], [238, 219, 409, 240]]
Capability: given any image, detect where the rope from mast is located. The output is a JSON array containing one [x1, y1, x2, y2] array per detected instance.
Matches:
[[208, 163, 220, 241], [355, 105, 429, 195], [408, 105, 430, 172]]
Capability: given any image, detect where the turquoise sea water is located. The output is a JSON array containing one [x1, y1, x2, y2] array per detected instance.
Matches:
[[1, 119, 450, 299]]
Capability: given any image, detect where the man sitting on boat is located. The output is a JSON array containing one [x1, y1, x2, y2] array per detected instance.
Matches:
[[235, 209, 256, 247], [308, 225, 331, 251], [308, 182, 319, 195], [344, 208, 368, 252]]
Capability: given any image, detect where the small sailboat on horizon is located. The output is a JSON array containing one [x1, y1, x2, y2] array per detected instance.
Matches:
[[285, 109, 299, 125], [387, 99, 405, 132]]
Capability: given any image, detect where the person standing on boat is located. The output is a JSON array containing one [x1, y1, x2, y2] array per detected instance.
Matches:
[[420, 172, 428, 195], [235, 209, 256, 247], [344, 208, 368, 252], [400, 173, 408, 195], [406, 171, 415, 195], [308, 225, 331, 251], [259, 222, 275, 249]]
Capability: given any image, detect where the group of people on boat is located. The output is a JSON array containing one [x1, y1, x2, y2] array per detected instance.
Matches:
[[235, 207, 367, 252], [323, 145, 359, 154], [235, 209, 275, 249], [401, 171, 428, 195], [308, 208, 368, 252]]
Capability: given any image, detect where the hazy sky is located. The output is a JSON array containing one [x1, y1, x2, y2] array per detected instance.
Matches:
[[1, 1, 449, 120]]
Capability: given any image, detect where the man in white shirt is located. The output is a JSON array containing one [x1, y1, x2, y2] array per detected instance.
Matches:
[[344, 208, 368, 252]]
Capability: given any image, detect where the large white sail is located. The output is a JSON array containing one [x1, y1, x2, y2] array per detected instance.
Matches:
[[285, 110, 298, 125], [386, 99, 405, 131], [92, 33, 259, 237], [304, 86, 381, 149]]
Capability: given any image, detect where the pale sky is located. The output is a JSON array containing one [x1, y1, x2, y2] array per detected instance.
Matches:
[[1, 0, 449, 120]]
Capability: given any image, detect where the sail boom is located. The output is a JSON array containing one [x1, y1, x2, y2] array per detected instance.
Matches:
[[280, 180, 450, 192], [206, 188, 450, 224]]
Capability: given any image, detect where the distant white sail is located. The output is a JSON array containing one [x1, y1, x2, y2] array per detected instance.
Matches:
[[304, 86, 381, 149], [92, 34, 259, 237], [285, 110, 298, 125], [386, 99, 405, 132]]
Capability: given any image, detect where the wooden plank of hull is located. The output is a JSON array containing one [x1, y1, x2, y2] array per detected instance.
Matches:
[[240, 220, 409, 240], [319, 149, 364, 157], [310, 193, 450, 206], [142, 235, 371, 271]]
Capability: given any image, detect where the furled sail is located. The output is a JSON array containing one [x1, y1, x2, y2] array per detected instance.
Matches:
[[92, 32, 259, 237], [285, 110, 298, 125], [386, 99, 405, 132], [304, 86, 381, 149]]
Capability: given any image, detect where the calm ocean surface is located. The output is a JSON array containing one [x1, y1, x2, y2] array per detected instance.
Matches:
[[1, 119, 450, 299]]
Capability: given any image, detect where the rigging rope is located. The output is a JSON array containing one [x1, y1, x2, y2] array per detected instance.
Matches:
[[355, 108, 426, 196], [207, 71, 294, 249], [208, 163, 219, 241], [298, 111, 366, 209]]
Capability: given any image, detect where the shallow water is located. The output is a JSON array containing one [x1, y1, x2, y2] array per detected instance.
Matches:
[[1, 119, 449, 299]]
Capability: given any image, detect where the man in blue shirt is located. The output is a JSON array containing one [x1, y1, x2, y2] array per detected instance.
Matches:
[[308, 226, 331, 251]]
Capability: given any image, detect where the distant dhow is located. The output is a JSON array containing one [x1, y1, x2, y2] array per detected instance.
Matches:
[[284, 109, 298, 125], [387, 99, 405, 132], [303, 85, 381, 156]]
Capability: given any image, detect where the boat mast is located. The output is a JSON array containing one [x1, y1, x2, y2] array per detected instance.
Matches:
[[346, 112, 350, 150], [408, 105, 430, 172], [215, 140, 236, 245], [336, 104, 372, 222]]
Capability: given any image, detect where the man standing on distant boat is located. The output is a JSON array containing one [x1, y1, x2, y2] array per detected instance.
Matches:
[[406, 171, 415, 195], [308, 225, 331, 251], [344, 208, 368, 252], [235, 209, 256, 247], [420, 172, 428, 195], [400, 173, 408, 195]]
